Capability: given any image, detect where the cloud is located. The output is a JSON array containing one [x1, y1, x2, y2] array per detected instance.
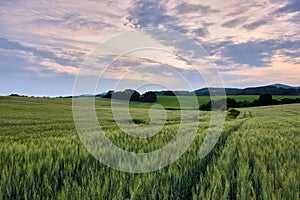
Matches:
[[272, 48, 300, 65], [0, 48, 34, 75], [0, 0, 299, 94], [222, 17, 249, 28], [128, 0, 170, 27], [126, 0, 189, 33], [213, 39, 300, 70], [193, 28, 209, 37], [219, 40, 277, 67], [0, 38, 79, 66], [222, 53, 300, 87], [242, 19, 268, 30], [218, 24, 300, 86], [0, 0, 133, 74], [175, 2, 219, 14], [29, 58, 79, 75], [274, 0, 300, 13]]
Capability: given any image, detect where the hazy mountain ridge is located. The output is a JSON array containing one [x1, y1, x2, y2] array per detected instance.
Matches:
[[189, 84, 299, 96], [269, 83, 300, 89], [59, 84, 300, 98], [194, 84, 300, 96]]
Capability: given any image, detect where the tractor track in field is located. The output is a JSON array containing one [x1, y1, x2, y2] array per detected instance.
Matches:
[[172, 112, 250, 199]]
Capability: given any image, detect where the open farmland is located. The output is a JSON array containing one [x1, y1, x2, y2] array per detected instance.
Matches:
[[0, 96, 299, 199]]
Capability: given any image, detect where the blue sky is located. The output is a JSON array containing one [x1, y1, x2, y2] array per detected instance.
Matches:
[[0, 0, 299, 96]]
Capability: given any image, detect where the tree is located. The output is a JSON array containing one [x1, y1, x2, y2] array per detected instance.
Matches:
[[227, 98, 237, 108], [199, 99, 227, 111], [125, 89, 140, 102], [258, 94, 273, 105], [112, 89, 141, 102], [163, 90, 176, 96], [142, 91, 157, 102], [10, 94, 20, 97], [103, 90, 113, 99]]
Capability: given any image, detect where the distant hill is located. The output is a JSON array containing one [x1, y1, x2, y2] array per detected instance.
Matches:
[[240, 85, 299, 95], [60, 84, 300, 98], [194, 88, 241, 96], [158, 84, 300, 96], [155, 90, 195, 96], [269, 83, 293, 89], [268, 83, 300, 89], [194, 84, 300, 96]]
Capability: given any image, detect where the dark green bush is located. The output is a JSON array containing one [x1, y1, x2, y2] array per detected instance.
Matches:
[[227, 108, 240, 119]]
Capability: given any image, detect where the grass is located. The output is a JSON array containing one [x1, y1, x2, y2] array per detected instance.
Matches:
[[0, 96, 299, 199], [192, 104, 300, 199]]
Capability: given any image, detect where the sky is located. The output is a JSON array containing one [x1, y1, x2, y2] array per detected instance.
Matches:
[[0, 0, 299, 96]]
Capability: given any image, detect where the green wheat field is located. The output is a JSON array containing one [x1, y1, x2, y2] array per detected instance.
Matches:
[[0, 96, 299, 199]]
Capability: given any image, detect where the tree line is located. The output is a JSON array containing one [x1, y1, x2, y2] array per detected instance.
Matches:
[[103, 89, 157, 103], [199, 94, 300, 111]]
